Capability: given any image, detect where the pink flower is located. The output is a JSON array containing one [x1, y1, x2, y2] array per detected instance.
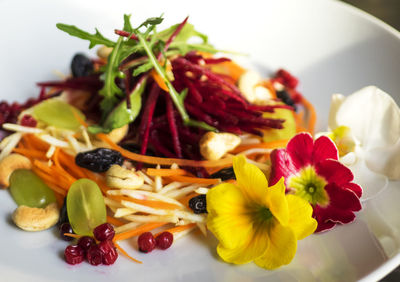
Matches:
[[269, 132, 362, 232]]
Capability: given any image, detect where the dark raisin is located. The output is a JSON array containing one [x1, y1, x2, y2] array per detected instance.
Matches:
[[210, 167, 236, 181], [75, 148, 123, 172], [189, 194, 207, 214], [59, 223, 74, 241], [276, 90, 296, 109], [71, 53, 94, 78]]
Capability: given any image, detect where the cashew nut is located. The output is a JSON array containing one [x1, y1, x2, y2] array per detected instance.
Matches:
[[199, 132, 241, 161], [0, 153, 32, 188], [97, 46, 113, 59], [107, 124, 129, 144], [12, 203, 59, 231], [238, 70, 273, 105], [106, 164, 144, 189]]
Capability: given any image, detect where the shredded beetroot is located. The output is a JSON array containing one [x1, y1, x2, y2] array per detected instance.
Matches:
[[114, 29, 139, 40], [137, 83, 161, 169], [165, 95, 182, 158]]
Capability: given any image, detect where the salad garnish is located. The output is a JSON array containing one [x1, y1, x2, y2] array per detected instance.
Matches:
[[7, 13, 400, 271]]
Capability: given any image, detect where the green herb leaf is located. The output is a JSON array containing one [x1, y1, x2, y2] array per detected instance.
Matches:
[[138, 16, 164, 29], [56, 23, 115, 49], [88, 77, 147, 134], [123, 14, 133, 32], [99, 36, 124, 114], [132, 61, 154, 76]]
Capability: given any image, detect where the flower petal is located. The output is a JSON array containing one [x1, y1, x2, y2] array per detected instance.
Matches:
[[315, 159, 354, 185], [312, 135, 338, 163], [325, 183, 361, 211], [254, 221, 297, 270], [335, 86, 400, 151], [217, 223, 270, 265], [206, 183, 253, 250], [315, 205, 356, 225], [286, 132, 314, 170], [342, 182, 362, 198], [269, 149, 299, 186], [233, 155, 269, 205], [265, 178, 289, 226], [286, 194, 317, 240], [314, 220, 336, 233]]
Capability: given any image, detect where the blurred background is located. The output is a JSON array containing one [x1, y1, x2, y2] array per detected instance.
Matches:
[[340, 1, 400, 281]]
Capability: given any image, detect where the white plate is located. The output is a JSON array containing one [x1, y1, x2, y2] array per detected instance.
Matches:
[[1, 0, 400, 281]]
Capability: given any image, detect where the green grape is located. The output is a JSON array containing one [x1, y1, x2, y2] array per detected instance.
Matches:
[[9, 169, 56, 208], [33, 98, 86, 131], [66, 179, 106, 236]]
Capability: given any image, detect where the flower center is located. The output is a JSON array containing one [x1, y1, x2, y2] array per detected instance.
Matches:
[[288, 166, 329, 206], [252, 206, 274, 226]]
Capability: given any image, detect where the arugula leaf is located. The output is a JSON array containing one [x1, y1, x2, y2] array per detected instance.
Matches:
[[132, 61, 154, 76], [56, 23, 115, 49], [99, 36, 124, 114], [123, 14, 133, 32], [156, 23, 207, 44], [138, 16, 163, 29], [88, 77, 147, 134]]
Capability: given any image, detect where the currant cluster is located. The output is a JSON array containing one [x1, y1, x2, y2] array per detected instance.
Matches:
[[138, 231, 173, 253], [64, 223, 118, 266]]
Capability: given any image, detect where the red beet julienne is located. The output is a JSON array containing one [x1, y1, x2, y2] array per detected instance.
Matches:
[[171, 57, 247, 105]]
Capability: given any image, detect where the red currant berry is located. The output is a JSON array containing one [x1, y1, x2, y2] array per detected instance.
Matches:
[[86, 245, 103, 266], [20, 114, 37, 127], [64, 245, 84, 265], [97, 240, 118, 265], [138, 232, 156, 253], [93, 223, 115, 241], [156, 232, 173, 250], [77, 236, 96, 252]]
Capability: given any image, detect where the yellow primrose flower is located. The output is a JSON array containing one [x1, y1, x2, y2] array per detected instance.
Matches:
[[206, 155, 317, 270]]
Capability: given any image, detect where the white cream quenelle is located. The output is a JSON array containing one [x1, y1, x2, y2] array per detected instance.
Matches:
[[327, 86, 400, 200]]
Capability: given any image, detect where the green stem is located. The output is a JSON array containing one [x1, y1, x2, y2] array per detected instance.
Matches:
[[137, 33, 216, 132]]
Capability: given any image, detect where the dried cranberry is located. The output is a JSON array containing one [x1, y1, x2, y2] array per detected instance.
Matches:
[[59, 223, 74, 241], [93, 223, 115, 241], [20, 114, 37, 127], [77, 236, 96, 252], [86, 245, 103, 266], [156, 232, 173, 250], [98, 240, 118, 265], [138, 232, 156, 253], [64, 245, 84, 265], [75, 148, 123, 172]]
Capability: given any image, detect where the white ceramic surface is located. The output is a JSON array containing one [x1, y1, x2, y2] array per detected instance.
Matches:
[[1, 0, 400, 281]]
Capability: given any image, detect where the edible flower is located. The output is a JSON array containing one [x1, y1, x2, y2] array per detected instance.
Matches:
[[269, 133, 362, 232], [328, 86, 399, 199], [206, 155, 317, 270]]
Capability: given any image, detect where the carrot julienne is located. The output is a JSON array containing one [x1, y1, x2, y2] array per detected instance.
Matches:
[[146, 168, 188, 177], [159, 223, 196, 236], [167, 175, 220, 185], [114, 242, 142, 264], [108, 194, 182, 210], [113, 222, 167, 242], [97, 133, 233, 168], [107, 215, 125, 227]]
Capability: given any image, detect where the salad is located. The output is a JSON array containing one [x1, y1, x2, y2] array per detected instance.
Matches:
[[1, 14, 398, 270]]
